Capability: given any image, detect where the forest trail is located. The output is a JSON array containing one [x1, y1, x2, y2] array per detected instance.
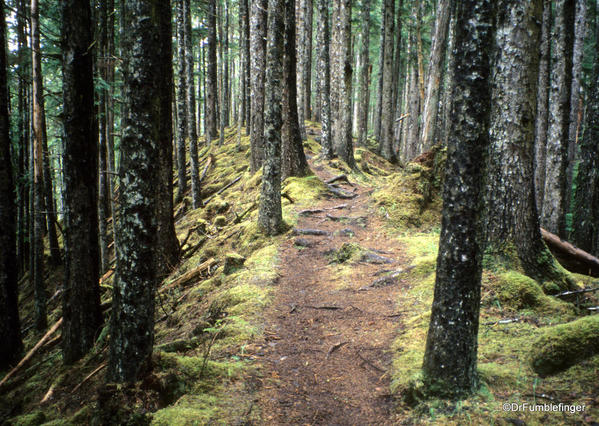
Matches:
[[255, 163, 409, 425]]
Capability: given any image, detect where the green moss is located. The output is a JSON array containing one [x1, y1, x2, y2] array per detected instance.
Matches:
[[530, 315, 599, 376], [328, 242, 363, 263], [213, 216, 227, 227], [10, 411, 46, 426], [222, 253, 246, 275], [205, 196, 230, 216], [281, 175, 326, 206], [151, 394, 222, 425]]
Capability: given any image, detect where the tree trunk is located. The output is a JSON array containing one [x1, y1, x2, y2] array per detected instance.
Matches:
[[243, 0, 251, 132], [333, 0, 355, 168], [175, 0, 188, 202], [0, 0, 23, 368], [356, 0, 371, 147], [420, 0, 451, 150], [184, 0, 201, 208], [379, 0, 395, 162], [218, 0, 226, 146], [566, 0, 587, 216], [258, 0, 285, 236], [108, 0, 168, 383], [534, 0, 551, 212], [541, 0, 575, 237], [250, 0, 268, 172], [206, 0, 219, 143], [282, 0, 310, 179], [373, 8, 384, 143], [422, 0, 494, 397], [31, 0, 47, 332], [296, 0, 307, 140], [405, 1, 421, 160], [41, 114, 60, 266], [317, 0, 333, 158], [61, 0, 103, 365]]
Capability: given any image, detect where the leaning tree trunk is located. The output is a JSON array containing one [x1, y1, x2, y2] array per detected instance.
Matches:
[[333, 0, 355, 168], [534, 0, 551, 212], [422, 0, 494, 398], [258, 0, 285, 236], [175, 0, 188, 202], [184, 0, 201, 208], [420, 0, 451, 150], [356, 0, 371, 147], [108, 0, 169, 383], [541, 0, 575, 238], [31, 0, 47, 332], [485, 0, 574, 293], [0, 0, 23, 368], [61, 0, 103, 365], [378, 0, 395, 162], [317, 0, 333, 158], [250, 0, 268, 172], [282, 0, 310, 179]]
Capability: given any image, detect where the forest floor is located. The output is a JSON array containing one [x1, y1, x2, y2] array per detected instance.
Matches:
[[255, 162, 405, 425]]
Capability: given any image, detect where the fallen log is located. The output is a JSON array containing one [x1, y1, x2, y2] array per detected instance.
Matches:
[[203, 175, 242, 205], [200, 155, 213, 182], [0, 318, 63, 388], [540, 228, 599, 277], [161, 258, 216, 292]]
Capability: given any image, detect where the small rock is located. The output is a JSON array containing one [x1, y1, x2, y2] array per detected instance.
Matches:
[[223, 252, 246, 275], [360, 252, 394, 264]]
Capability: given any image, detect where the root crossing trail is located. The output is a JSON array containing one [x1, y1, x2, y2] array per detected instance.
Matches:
[[255, 165, 408, 425]]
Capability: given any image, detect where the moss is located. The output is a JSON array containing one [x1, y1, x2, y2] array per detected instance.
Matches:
[[530, 315, 599, 376], [10, 411, 46, 426], [328, 242, 363, 263], [213, 216, 227, 227], [281, 175, 326, 206], [222, 253, 246, 275], [206, 197, 230, 216]]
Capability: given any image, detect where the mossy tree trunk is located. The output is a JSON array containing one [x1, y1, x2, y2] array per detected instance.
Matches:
[[61, 0, 103, 365], [317, 0, 333, 158], [108, 0, 169, 382], [422, 0, 494, 398], [250, 0, 268, 172], [541, 0, 575, 238], [258, 0, 284, 236], [0, 0, 23, 368], [281, 0, 310, 180]]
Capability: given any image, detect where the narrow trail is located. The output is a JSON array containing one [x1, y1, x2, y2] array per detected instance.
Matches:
[[255, 164, 409, 425]]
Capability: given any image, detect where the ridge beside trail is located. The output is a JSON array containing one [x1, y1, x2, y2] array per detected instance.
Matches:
[[255, 163, 410, 425]]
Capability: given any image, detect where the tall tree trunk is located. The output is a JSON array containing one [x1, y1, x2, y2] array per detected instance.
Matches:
[[420, 0, 451, 150], [295, 0, 307, 140], [224, 0, 230, 127], [541, 0, 575, 237], [175, 0, 188, 202], [282, 0, 310, 179], [438, 11, 455, 147], [571, 21, 599, 257], [391, 0, 404, 156], [303, 0, 313, 121], [534, 0, 551, 212], [333, 0, 355, 167], [41, 112, 60, 266], [218, 0, 226, 145], [0, 0, 23, 368], [356, 0, 370, 147], [422, 0, 494, 397], [405, 0, 421, 160], [317, 0, 333, 158], [108, 0, 169, 383], [566, 0, 587, 217], [31, 0, 47, 331], [243, 0, 251, 132], [379, 0, 395, 162], [206, 0, 219, 143], [373, 9, 384, 143], [258, 0, 285, 236], [61, 0, 103, 364], [250, 0, 268, 172], [184, 0, 201, 208]]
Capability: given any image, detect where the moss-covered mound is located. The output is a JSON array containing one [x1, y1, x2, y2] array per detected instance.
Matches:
[[530, 315, 599, 377]]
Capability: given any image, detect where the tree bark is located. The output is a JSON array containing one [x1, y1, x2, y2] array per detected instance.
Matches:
[[175, 0, 188, 202], [356, 0, 371, 147], [541, 0, 575, 237], [0, 0, 23, 368], [31, 0, 47, 331], [303, 0, 313, 121], [108, 0, 168, 383], [378, 0, 395, 162], [242, 0, 251, 131], [422, 0, 494, 397], [206, 0, 219, 144], [282, 0, 310, 179], [250, 0, 268, 172], [534, 0, 551, 212], [405, 0, 421, 160], [317, 0, 333, 158], [61, 0, 103, 365], [420, 0, 451, 150], [258, 0, 285, 236], [373, 8, 384, 143]]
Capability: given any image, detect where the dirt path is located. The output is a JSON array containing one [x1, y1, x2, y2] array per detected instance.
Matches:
[[255, 165, 408, 425]]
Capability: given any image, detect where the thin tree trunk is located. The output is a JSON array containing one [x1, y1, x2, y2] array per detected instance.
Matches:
[[175, 0, 188, 202], [420, 0, 451, 150], [61, 0, 103, 364], [373, 8, 384, 143], [206, 0, 219, 143], [379, 0, 395, 162], [250, 0, 268, 172], [243, 0, 251, 132], [318, 0, 333, 158], [303, 0, 313, 121], [356, 0, 370, 147]]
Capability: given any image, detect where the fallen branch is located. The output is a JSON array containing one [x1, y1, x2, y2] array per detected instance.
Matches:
[[299, 208, 325, 216], [326, 341, 348, 359], [71, 363, 107, 394], [200, 155, 213, 182], [161, 258, 216, 292], [325, 175, 354, 186], [483, 317, 520, 326], [203, 175, 242, 205], [0, 318, 63, 388], [99, 268, 115, 285], [357, 351, 385, 372], [293, 228, 331, 236], [555, 287, 599, 298], [541, 228, 599, 277], [234, 202, 257, 224]]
